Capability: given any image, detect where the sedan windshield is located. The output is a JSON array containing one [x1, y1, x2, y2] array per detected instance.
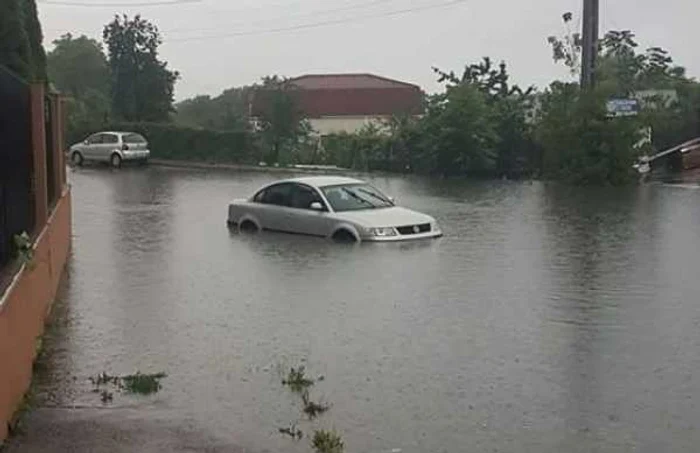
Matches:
[[321, 184, 393, 212]]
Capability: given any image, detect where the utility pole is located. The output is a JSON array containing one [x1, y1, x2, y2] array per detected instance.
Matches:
[[580, 0, 600, 89]]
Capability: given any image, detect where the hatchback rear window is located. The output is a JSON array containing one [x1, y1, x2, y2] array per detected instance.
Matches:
[[124, 133, 147, 143]]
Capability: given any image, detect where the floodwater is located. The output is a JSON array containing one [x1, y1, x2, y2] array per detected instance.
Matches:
[[26, 166, 700, 452]]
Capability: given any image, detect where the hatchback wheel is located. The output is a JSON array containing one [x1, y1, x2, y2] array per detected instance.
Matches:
[[110, 153, 122, 168], [71, 151, 84, 166]]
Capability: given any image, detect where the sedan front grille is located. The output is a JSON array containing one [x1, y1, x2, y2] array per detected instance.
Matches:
[[396, 223, 431, 235]]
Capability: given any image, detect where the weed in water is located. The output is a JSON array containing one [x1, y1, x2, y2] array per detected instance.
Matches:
[[7, 388, 35, 437], [301, 390, 330, 419], [282, 366, 315, 393], [120, 372, 167, 395], [100, 390, 113, 404], [278, 423, 303, 440], [89, 372, 120, 387], [312, 430, 344, 453], [303, 400, 330, 419], [88, 371, 166, 402]]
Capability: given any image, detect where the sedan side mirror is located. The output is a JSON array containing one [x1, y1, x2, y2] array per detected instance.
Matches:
[[310, 201, 325, 211]]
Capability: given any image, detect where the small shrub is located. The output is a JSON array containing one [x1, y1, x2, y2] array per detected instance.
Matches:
[[13, 232, 34, 267], [312, 430, 344, 453]]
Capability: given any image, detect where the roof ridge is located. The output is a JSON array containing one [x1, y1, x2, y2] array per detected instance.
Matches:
[[289, 73, 420, 89]]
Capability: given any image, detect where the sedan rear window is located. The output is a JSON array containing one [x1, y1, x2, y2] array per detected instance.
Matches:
[[256, 183, 292, 206], [124, 133, 147, 144]]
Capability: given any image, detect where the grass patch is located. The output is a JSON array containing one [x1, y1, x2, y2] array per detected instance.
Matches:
[[312, 430, 344, 453], [88, 371, 167, 402], [120, 372, 167, 395]]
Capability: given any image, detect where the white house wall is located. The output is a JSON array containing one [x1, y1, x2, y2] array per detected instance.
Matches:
[[309, 116, 389, 135]]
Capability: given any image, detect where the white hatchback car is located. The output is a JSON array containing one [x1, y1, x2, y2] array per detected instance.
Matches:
[[227, 176, 442, 242], [69, 131, 150, 168]]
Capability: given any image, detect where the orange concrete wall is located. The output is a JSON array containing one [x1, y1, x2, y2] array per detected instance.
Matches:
[[0, 188, 72, 441]]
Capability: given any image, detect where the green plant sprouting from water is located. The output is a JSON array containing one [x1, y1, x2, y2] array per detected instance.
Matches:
[[278, 423, 304, 440], [282, 366, 315, 393], [312, 430, 344, 453], [301, 389, 329, 419], [89, 371, 167, 403]]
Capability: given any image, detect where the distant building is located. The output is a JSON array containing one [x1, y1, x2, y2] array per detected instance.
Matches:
[[251, 73, 424, 135]]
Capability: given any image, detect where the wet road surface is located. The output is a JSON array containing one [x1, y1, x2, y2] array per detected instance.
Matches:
[[6, 166, 700, 452]]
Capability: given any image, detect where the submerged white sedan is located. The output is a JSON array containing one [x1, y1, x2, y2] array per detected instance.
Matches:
[[227, 176, 442, 242]]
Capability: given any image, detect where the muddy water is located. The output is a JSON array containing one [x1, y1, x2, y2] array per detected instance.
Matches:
[[31, 166, 700, 452]]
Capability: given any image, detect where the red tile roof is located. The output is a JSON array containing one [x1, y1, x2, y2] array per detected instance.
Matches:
[[252, 73, 423, 118], [289, 73, 421, 90]]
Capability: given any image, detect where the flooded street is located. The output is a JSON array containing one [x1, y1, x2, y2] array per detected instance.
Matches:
[[15, 166, 700, 452]]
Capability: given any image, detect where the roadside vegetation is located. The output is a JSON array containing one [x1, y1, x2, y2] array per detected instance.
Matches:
[[278, 364, 344, 453], [89, 371, 167, 403], [42, 12, 700, 185]]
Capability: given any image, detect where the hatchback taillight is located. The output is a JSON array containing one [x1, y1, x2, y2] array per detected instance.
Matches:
[[122, 143, 129, 151]]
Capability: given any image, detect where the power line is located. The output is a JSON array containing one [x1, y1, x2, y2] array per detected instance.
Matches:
[[166, 0, 469, 42], [39, 0, 201, 7], [165, 0, 399, 36]]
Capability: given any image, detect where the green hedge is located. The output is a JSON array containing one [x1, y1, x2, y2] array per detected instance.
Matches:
[[70, 122, 257, 164]]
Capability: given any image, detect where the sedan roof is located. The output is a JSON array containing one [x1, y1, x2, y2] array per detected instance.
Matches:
[[284, 176, 364, 188]]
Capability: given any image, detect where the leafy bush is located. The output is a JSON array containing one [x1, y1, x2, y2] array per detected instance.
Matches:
[[312, 430, 344, 453], [70, 122, 256, 164], [535, 82, 642, 185]]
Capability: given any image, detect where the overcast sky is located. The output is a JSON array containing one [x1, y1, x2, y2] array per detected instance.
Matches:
[[38, 0, 700, 100]]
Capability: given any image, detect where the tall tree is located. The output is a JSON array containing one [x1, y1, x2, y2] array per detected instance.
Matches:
[[175, 86, 253, 131], [414, 85, 499, 176], [433, 59, 536, 177], [535, 81, 642, 185], [24, 0, 46, 80], [547, 12, 582, 79], [254, 76, 310, 165], [0, 0, 46, 81], [48, 34, 109, 98], [103, 14, 178, 122], [47, 34, 111, 142]]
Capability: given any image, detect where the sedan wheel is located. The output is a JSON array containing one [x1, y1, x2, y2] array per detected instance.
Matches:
[[332, 229, 358, 243], [239, 220, 259, 233]]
